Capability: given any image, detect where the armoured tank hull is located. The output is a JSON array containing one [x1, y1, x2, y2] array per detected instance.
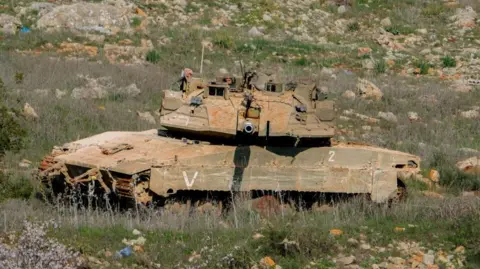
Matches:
[[37, 129, 421, 212]]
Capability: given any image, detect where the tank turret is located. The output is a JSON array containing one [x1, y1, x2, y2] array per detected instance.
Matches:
[[158, 68, 336, 146]]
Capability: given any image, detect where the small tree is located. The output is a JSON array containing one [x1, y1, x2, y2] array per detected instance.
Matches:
[[0, 78, 27, 157]]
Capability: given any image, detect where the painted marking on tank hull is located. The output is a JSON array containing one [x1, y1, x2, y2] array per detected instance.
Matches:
[[182, 171, 198, 188]]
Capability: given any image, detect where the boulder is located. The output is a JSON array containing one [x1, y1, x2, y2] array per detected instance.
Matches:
[[356, 79, 383, 100], [378, 111, 397, 123], [456, 156, 480, 175], [429, 169, 440, 183], [460, 110, 479, 119], [71, 75, 112, 99], [55, 89, 67, 99], [380, 17, 392, 27], [136, 111, 156, 124], [248, 26, 264, 37], [407, 111, 419, 121], [23, 103, 39, 119], [337, 255, 355, 266], [0, 14, 21, 35], [342, 90, 356, 100], [116, 84, 141, 97], [450, 6, 477, 29]]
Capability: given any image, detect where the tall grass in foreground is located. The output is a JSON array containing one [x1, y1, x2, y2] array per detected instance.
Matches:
[[1, 194, 479, 268]]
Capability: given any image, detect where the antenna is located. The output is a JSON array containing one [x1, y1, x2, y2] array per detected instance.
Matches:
[[200, 42, 205, 74]]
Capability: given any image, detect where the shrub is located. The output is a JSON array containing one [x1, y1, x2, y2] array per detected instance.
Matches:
[[146, 50, 161, 64], [347, 22, 360, 32], [374, 60, 386, 74], [130, 17, 142, 27], [0, 172, 34, 202], [441, 55, 456, 68], [414, 60, 433, 75], [0, 79, 28, 157]]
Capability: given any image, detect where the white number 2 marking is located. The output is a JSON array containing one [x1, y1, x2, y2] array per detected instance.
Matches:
[[182, 171, 198, 188], [328, 151, 335, 162]]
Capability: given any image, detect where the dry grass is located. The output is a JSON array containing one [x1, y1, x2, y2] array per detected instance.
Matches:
[[0, 193, 479, 268]]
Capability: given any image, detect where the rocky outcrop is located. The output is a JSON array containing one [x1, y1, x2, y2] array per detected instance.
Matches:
[[36, 2, 136, 35]]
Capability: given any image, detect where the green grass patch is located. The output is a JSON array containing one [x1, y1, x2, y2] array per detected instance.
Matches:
[[384, 25, 415, 35], [441, 55, 456, 68], [414, 59, 434, 75], [146, 49, 161, 64]]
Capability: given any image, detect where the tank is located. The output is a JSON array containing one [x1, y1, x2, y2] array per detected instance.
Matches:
[[36, 68, 421, 215]]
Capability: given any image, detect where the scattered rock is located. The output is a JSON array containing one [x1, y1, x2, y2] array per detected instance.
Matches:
[[381, 17, 392, 27], [358, 47, 372, 57], [23, 103, 39, 119], [422, 191, 444, 199], [337, 5, 346, 14], [252, 233, 264, 240], [456, 156, 480, 175], [55, 89, 67, 99], [378, 112, 398, 123], [388, 257, 405, 265], [117, 84, 141, 97], [34, 89, 50, 97], [103, 39, 153, 64], [460, 110, 479, 119], [329, 229, 343, 236], [18, 159, 32, 168], [362, 125, 372, 131], [453, 80, 473, 93], [248, 27, 264, 37], [407, 111, 419, 121], [360, 243, 371, 250], [423, 252, 435, 265], [0, 14, 21, 35], [260, 256, 276, 268], [136, 111, 156, 124], [342, 90, 356, 100], [262, 13, 272, 22], [455, 246, 465, 254], [337, 255, 355, 265], [429, 169, 440, 183], [71, 75, 111, 99], [416, 28, 428, 35], [356, 79, 383, 100], [347, 238, 359, 245], [86, 34, 106, 44], [449, 6, 477, 29], [362, 59, 375, 70], [57, 42, 98, 57]]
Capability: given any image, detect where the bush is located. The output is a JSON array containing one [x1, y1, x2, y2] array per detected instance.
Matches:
[[0, 79, 28, 157], [146, 50, 161, 64], [347, 22, 360, 32], [0, 172, 34, 202], [441, 55, 456, 68], [130, 17, 142, 27], [414, 60, 433, 75], [374, 60, 386, 74]]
